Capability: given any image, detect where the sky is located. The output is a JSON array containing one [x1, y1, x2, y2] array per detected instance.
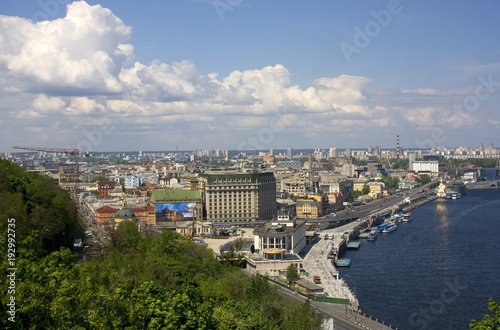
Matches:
[[1, 0, 500, 153]]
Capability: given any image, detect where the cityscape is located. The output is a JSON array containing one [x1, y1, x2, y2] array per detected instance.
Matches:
[[2, 1, 500, 329]]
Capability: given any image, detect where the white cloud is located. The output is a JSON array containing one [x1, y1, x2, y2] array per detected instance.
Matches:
[[0, 1, 132, 94], [1, 1, 495, 151]]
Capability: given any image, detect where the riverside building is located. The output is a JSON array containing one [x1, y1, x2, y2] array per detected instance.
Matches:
[[197, 171, 277, 222]]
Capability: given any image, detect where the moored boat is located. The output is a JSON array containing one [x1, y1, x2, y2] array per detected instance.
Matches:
[[382, 224, 398, 233]]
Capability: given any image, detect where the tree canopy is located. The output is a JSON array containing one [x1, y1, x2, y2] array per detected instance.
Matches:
[[470, 298, 500, 329], [0, 159, 323, 329]]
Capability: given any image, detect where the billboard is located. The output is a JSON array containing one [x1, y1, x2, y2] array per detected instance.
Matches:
[[155, 202, 196, 222]]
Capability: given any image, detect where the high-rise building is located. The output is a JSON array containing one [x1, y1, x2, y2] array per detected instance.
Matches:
[[329, 147, 338, 158], [198, 171, 277, 222], [287, 148, 293, 159], [269, 148, 274, 157], [344, 148, 351, 158]]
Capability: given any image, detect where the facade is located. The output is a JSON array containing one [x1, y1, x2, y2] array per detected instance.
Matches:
[[125, 175, 143, 188], [276, 160, 302, 171], [281, 176, 309, 195], [353, 179, 369, 192], [320, 179, 353, 199], [412, 161, 439, 175], [367, 182, 385, 198], [296, 199, 321, 218], [198, 171, 277, 222], [97, 181, 116, 197], [176, 221, 212, 238], [253, 208, 306, 254], [95, 205, 118, 226]]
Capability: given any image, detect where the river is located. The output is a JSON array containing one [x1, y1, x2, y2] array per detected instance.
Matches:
[[338, 176, 500, 329]]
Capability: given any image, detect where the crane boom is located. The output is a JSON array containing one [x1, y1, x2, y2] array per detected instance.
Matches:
[[13, 145, 79, 155]]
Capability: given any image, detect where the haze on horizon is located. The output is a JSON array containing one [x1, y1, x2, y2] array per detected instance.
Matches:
[[1, 0, 500, 153]]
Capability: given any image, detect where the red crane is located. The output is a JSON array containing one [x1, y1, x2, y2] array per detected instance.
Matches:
[[13, 145, 81, 178], [12, 145, 82, 205]]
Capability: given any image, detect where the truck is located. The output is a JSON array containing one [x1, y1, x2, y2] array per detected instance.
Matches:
[[313, 276, 321, 284]]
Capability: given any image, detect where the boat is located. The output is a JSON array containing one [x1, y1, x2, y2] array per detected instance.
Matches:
[[382, 224, 398, 233], [377, 223, 389, 233], [401, 213, 412, 222], [367, 230, 378, 241]]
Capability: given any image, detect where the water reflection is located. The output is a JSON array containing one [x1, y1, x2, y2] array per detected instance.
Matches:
[[436, 202, 448, 229]]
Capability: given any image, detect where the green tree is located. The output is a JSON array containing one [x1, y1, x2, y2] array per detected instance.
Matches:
[[286, 264, 300, 284], [470, 298, 500, 329], [418, 175, 431, 185], [361, 184, 370, 195]]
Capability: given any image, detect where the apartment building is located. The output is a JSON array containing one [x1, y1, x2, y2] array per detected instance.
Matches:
[[197, 171, 277, 222]]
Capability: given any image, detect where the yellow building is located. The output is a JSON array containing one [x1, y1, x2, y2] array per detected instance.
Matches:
[[296, 199, 320, 218]]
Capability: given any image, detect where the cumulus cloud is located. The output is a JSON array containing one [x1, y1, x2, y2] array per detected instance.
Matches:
[[0, 1, 132, 94], [1, 1, 494, 151]]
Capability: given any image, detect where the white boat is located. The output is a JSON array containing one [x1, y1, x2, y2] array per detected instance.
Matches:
[[382, 224, 398, 233], [401, 213, 412, 222]]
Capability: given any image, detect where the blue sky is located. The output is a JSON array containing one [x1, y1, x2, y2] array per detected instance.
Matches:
[[1, 0, 500, 152]]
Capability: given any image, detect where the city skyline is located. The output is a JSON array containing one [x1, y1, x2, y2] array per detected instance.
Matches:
[[1, 1, 500, 152]]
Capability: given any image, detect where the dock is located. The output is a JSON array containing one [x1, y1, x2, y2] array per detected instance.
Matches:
[[358, 232, 370, 239], [336, 258, 351, 267], [346, 241, 361, 249]]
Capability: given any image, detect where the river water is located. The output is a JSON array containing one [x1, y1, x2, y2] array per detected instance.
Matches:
[[338, 176, 500, 329]]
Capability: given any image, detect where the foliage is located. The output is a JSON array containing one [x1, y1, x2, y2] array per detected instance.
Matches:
[[416, 174, 431, 185], [0, 160, 323, 329], [361, 184, 370, 195], [286, 264, 300, 284], [0, 159, 81, 254], [470, 298, 500, 329]]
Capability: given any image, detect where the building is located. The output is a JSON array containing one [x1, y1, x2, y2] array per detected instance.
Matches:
[[329, 147, 338, 159], [125, 175, 143, 188], [296, 199, 321, 218], [130, 206, 156, 226], [198, 171, 277, 222], [176, 221, 212, 238], [281, 176, 309, 195], [353, 179, 369, 192], [97, 181, 116, 197], [319, 179, 353, 199], [412, 161, 439, 176], [367, 182, 385, 198], [253, 208, 306, 254], [342, 163, 356, 177], [151, 190, 203, 223], [95, 205, 118, 226], [276, 160, 302, 171], [287, 148, 293, 159]]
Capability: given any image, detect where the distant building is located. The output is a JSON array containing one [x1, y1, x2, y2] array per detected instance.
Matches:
[[253, 208, 306, 254], [276, 160, 302, 171], [287, 148, 293, 159], [125, 175, 143, 188], [412, 161, 439, 176], [296, 199, 321, 218], [198, 171, 277, 222], [97, 181, 116, 197]]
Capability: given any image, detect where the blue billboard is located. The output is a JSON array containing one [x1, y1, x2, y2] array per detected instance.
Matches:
[[155, 202, 196, 222]]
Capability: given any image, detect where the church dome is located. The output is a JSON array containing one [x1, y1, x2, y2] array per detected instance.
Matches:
[[115, 208, 136, 219]]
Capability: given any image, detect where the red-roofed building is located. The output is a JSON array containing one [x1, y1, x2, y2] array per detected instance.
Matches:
[[95, 206, 118, 226]]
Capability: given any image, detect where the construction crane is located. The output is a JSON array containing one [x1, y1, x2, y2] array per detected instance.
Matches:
[[12, 145, 84, 206]]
